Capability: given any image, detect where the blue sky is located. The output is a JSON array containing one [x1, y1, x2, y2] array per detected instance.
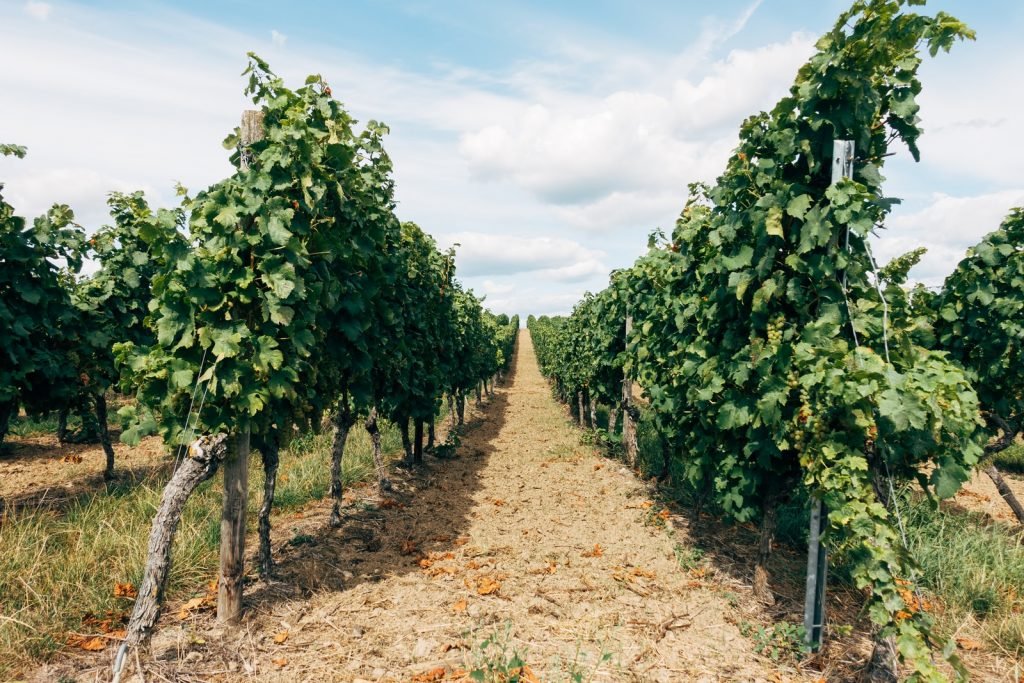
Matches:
[[2, 0, 1022, 317]]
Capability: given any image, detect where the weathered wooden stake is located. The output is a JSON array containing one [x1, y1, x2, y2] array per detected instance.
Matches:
[[218, 430, 250, 623], [217, 109, 263, 625]]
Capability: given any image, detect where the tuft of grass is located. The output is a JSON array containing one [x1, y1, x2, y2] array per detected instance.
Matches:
[[993, 442, 1024, 474], [900, 496, 1024, 656], [0, 418, 408, 678]]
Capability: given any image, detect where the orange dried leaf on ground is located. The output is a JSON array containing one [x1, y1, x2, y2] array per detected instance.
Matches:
[[491, 498, 506, 507], [72, 636, 107, 651], [689, 567, 707, 579], [657, 509, 671, 521], [475, 576, 501, 595], [465, 559, 483, 570], [510, 665, 540, 683], [113, 582, 137, 599], [426, 565, 458, 578], [401, 539, 419, 555], [593, 463, 603, 470], [582, 544, 603, 558], [273, 631, 289, 644], [451, 598, 468, 613], [410, 667, 446, 682], [177, 596, 208, 620], [454, 536, 470, 546], [956, 637, 985, 650], [207, 579, 218, 594], [419, 557, 435, 569], [380, 498, 404, 510], [62, 454, 83, 464], [271, 657, 288, 667], [640, 501, 654, 509]]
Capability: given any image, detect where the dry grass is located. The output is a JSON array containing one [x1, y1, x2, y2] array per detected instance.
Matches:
[[0, 420, 406, 679]]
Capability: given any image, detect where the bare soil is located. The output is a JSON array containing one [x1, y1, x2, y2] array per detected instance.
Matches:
[[21, 333, 1023, 682]]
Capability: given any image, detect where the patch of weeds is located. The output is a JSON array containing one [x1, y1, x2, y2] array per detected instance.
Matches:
[[287, 533, 315, 548], [739, 621, 808, 663], [563, 645, 614, 683], [673, 543, 705, 572], [433, 432, 461, 459], [994, 442, 1024, 474], [467, 624, 535, 683], [642, 505, 671, 529], [721, 591, 739, 608]]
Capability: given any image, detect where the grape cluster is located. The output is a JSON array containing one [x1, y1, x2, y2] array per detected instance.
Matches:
[[766, 315, 786, 346]]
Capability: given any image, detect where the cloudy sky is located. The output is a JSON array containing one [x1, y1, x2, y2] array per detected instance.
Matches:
[[1, 0, 1022, 317]]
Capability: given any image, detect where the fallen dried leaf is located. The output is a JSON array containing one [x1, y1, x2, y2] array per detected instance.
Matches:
[[593, 463, 603, 471], [401, 539, 419, 556], [640, 501, 654, 509], [72, 636, 107, 651], [176, 596, 210, 620], [956, 637, 985, 651], [474, 576, 501, 595], [491, 498, 506, 507], [582, 544, 604, 558], [451, 598, 468, 614], [380, 498, 404, 510], [113, 582, 137, 599], [410, 667, 446, 682], [271, 656, 288, 667], [273, 631, 289, 644], [62, 454, 83, 464]]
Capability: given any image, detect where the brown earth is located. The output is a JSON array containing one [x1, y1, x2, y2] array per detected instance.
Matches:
[[21, 332, 1023, 682]]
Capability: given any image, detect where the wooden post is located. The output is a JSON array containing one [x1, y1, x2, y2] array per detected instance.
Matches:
[[217, 110, 263, 625]]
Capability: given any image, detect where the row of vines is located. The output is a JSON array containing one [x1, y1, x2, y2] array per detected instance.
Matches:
[[530, 1, 1021, 680], [1, 56, 518, 657]]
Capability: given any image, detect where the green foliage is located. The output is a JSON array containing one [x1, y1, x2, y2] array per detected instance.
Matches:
[[739, 620, 809, 662], [115, 56, 515, 453], [532, 1, 984, 677], [0, 165, 85, 439], [932, 208, 1024, 441]]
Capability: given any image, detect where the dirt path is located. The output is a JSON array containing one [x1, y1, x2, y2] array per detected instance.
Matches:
[[52, 334, 807, 682]]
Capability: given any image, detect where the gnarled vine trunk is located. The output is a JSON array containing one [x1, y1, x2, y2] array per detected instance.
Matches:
[[122, 434, 229, 649], [456, 390, 465, 426], [413, 419, 424, 464], [984, 463, 1024, 524], [56, 407, 69, 444], [399, 416, 412, 464], [96, 394, 116, 481], [255, 436, 279, 578], [752, 494, 778, 605], [475, 382, 483, 408], [0, 399, 16, 449], [982, 415, 1024, 524], [607, 405, 618, 438], [589, 394, 597, 430], [427, 420, 435, 452], [447, 393, 456, 431], [329, 405, 355, 527], [366, 407, 391, 492], [577, 390, 585, 428]]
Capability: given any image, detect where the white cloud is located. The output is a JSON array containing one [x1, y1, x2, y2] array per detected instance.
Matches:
[[874, 189, 1024, 287], [24, 1, 51, 21], [271, 29, 287, 47], [457, 32, 814, 229], [440, 231, 606, 281]]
